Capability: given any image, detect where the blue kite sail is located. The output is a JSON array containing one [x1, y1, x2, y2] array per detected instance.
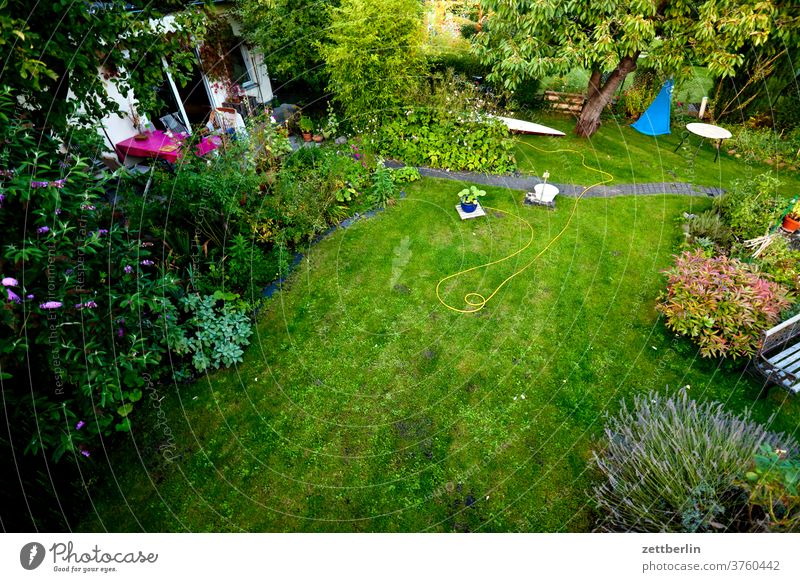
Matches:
[[631, 80, 674, 136]]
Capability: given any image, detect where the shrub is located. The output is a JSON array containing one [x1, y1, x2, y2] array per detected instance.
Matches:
[[686, 210, 732, 249], [774, 93, 800, 132], [657, 250, 792, 358], [389, 166, 421, 184], [427, 50, 492, 81], [172, 293, 253, 373], [460, 22, 478, 39], [321, 0, 426, 129], [510, 77, 543, 111], [376, 109, 515, 172], [750, 236, 800, 294], [741, 445, 800, 532], [714, 172, 788, 239], [225, 233, 278, 302], [0, 88, 183, 460], [725, 127, 800, 168], [593, 388, 796, 532], [618, 65, 661, 119]]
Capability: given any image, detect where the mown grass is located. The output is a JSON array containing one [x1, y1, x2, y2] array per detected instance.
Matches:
[[80, 176, 800, 532], [512, 112, 800, 195]]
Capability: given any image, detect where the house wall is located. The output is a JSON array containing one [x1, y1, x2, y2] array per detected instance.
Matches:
[[79, 73, 143, 152]]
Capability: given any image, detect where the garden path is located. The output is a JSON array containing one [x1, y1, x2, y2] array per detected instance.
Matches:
[[384, 161, 725, 197]]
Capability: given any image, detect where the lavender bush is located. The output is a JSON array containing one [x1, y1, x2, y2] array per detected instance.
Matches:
[[593, 388, 796, 532]]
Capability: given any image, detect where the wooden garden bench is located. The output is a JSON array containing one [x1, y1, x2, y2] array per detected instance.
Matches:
[[752, 312, 800, 395]]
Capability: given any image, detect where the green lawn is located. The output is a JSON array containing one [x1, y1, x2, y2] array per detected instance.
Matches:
[[513, 113, 800, 194], [80, 177, 800, 532]]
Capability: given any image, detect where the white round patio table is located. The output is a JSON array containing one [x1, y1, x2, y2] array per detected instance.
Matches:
[[674, 123, 733, 163]]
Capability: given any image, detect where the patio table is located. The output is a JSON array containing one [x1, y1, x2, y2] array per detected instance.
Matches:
[[115, 130, 221, 164], [673, 122, 732, 163]]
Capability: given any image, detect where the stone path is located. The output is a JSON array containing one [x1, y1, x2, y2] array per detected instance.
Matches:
[[384, 161, 725, 198]]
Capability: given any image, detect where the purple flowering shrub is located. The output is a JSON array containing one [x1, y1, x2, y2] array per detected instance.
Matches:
[[657, 250, 792, 358], [0, 90, 182, 461]]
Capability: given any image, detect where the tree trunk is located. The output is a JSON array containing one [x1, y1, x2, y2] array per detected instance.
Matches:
[[575, 54, 640, 138]]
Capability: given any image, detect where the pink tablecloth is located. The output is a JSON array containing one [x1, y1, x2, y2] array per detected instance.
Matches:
[[115, 130, 221, 163]]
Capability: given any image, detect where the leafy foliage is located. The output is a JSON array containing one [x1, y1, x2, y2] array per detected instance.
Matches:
[[725, 126, 800, 167], [368, 162, 395, 208], [172, 294, 253, 372], [0, 88, 182, 460], [371, 70, 515, 172], [714, 172, 788, 239], [741, 445, 800, 532], [657, 250, 792, 358], [321, 0, 426, 128], [615, 66, 661, 119], [593, 388, 796, 532], [474, 0, 796, 136], [376, 109, 515, 172], [458, 185, 486, 204], [686, 210, 733, 249], [751, 236, 800, 293], [389, 166, 421, 184], [0, 0, 206, 132], [237, 0, 336, 94]]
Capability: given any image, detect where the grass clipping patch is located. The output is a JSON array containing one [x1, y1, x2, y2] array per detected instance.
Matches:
[[592, 388, 796, 532]]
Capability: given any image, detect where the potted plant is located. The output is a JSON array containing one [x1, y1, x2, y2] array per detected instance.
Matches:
[[312, 132, 324, 143], [783, 200, 800, 233], [458, 185, 486, 213], [299, 117, 314, 142]]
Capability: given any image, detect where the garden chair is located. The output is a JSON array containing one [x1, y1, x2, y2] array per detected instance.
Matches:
[[160, 112, 189, 135], [209, 107, 246, 135]]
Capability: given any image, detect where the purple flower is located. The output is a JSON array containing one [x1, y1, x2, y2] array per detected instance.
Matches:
[[80, 449, 90, 458], [124, 265, 133, 274], [0, 169, 14, 177], [2, 277, 18, 287], [7, 289, 21, 303], [26, 294, 34, 300], [75, 420, 85, 430], [140, 260, 154, 266], [81, 204, 96, 211], [65, 268, 73, 275], [40, 301, 63, 309], [75, 301, 97, 309], [30, 180, 49, 189], [0, 194, 5, 207], [55, 208, 62, 215], [37, 226, 50, 234], [117, 327, 124, 338], [52, 179, 66, 188], [97, 229, 108, 236]]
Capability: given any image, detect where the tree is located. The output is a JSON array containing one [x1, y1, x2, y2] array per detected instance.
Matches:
[[320, 0, 426, 127], [474, 1, 797, 137], [0, 1, 206, 133], [236, 0, 338, 95]]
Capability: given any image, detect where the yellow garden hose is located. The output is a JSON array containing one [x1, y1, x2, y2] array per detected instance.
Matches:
[[435, 140, 614, 314]]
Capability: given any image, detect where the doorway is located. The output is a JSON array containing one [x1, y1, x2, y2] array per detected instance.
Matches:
[[174, 62, 213, 127]]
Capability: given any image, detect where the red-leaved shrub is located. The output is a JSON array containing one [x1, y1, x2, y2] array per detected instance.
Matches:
[[657, 251, 793, 358]]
